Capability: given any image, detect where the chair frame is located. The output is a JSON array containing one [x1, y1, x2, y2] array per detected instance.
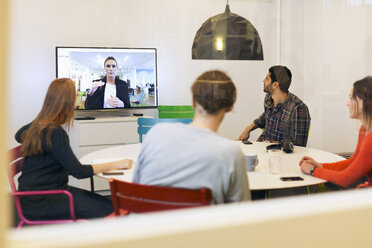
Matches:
[[109, 179, 212, 215], [7, 145, 78, 229]]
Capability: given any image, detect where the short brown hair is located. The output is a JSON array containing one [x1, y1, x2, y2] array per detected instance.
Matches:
[[191, 70, 236, 114], [269, 65, 292, 93]]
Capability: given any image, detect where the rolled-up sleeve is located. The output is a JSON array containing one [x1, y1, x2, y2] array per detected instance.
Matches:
[[254, 113, 266, 129]]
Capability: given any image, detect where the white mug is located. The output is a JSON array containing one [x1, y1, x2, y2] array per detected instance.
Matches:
[[245, 153, 258, 172]]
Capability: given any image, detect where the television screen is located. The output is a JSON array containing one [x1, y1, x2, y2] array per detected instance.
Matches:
[[56, 46, 158, 110]]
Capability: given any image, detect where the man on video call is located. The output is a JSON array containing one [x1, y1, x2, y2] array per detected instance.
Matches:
[[85, 56, 131, 109], [238, 65, 311, 147]]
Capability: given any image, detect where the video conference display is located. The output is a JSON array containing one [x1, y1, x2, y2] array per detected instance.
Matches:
[[56, 47, 158, 110]]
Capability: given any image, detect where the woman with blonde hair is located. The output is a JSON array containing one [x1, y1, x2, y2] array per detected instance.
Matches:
[[300, 76, 372, 188], [133, 70, 250, 203], [16, 78, 132, 219]]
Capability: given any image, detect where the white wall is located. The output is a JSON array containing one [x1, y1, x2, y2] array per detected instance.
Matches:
[[8, 0, 372, 152], [8, 0, 276, 147], [302, 0, 371, 152], [280, 0, 372, 152]]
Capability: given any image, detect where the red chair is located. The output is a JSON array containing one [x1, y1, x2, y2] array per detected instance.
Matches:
[[356, 182, 369, 189], [109, 178, 212, 215], [7, 145, 80, 229]]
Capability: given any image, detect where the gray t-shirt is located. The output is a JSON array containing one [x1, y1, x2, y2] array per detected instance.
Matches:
[[133, 123, 250, 204]]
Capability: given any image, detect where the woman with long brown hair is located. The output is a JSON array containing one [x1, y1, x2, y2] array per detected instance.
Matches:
[[300, 76, 372, 188], [15, 78, 132, 220]]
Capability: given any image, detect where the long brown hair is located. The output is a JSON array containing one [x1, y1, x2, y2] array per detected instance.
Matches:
[[21, 78, 76, 156], [191, 70, 236, 114]]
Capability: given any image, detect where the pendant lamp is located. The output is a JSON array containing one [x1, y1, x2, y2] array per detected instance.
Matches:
[[192, 1, 263, 60]]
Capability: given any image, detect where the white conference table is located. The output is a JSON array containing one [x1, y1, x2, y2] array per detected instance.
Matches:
[[80, 142, 345, 191]]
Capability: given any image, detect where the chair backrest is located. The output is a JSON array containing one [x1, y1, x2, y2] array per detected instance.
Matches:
[[7, 145, 24, 192], [7, 145, 78, 229], [137, 117, 193, 143], [109, 179, 212, 215], [158, 105, 194, 118]]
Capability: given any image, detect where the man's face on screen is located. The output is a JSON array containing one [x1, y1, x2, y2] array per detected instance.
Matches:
[[104, 60, 118, 79]]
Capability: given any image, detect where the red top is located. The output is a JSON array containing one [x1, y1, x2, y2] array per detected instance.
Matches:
[[313, 126, 372, 188]]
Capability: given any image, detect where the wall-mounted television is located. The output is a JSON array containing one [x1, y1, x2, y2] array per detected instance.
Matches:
[[56, 46, 158, 111]]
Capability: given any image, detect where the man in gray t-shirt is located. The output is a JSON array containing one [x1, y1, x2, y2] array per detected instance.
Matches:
[[133, 123, 250, 204], [132, 70, 250, 204]]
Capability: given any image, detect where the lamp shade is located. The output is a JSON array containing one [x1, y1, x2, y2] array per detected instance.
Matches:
[[192, 4, 263, 60]]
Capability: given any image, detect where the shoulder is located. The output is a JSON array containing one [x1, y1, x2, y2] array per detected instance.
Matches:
[[288, 93, 305, 104], [100, 77, 107, 82], [149, 122, 185, 134], [203, 133, 243, 157], [115, 78, 128, 86], [362, 126, 372, 145], [51, 126, 68, 139], [287, 93, 309, 111], [47, 126, 70, 150], [215, 140, 245, 170], [221, 140, 243, 155], [144, 122, 173, 140], [361, 132, 372, 152], [141, 122, 187, 148], [15, 122, 32, 143]]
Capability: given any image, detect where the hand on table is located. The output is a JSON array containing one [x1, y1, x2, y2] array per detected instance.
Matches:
[[299, 156, 321, 175], [299, 156, 322, 167], [92, 158, 133, 174], [113, 158, 133, 170]]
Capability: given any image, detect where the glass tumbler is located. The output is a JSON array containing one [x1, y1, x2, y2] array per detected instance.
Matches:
[[268, 149, 283, 175]]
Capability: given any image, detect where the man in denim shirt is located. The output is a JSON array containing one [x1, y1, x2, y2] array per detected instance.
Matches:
[[238, 65, 311, 146]]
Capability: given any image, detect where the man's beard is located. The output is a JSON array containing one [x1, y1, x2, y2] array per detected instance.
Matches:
[[264, 84, 273, 94]]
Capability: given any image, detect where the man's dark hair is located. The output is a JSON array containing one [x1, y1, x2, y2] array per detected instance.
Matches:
[[268, 65, 292, 93]]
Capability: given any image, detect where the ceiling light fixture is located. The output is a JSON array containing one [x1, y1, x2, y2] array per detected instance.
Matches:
[[192, 0, 264, 60]]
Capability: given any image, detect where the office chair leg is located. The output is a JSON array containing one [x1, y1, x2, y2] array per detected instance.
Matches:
[[90, 176, 95, 192], [17, 221, 24, 230], [265, 190, 271, 199]]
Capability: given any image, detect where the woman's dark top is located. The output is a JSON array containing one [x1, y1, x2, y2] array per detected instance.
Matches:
[[14, 123, 113, 220], [16, 123, 93, 191]]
